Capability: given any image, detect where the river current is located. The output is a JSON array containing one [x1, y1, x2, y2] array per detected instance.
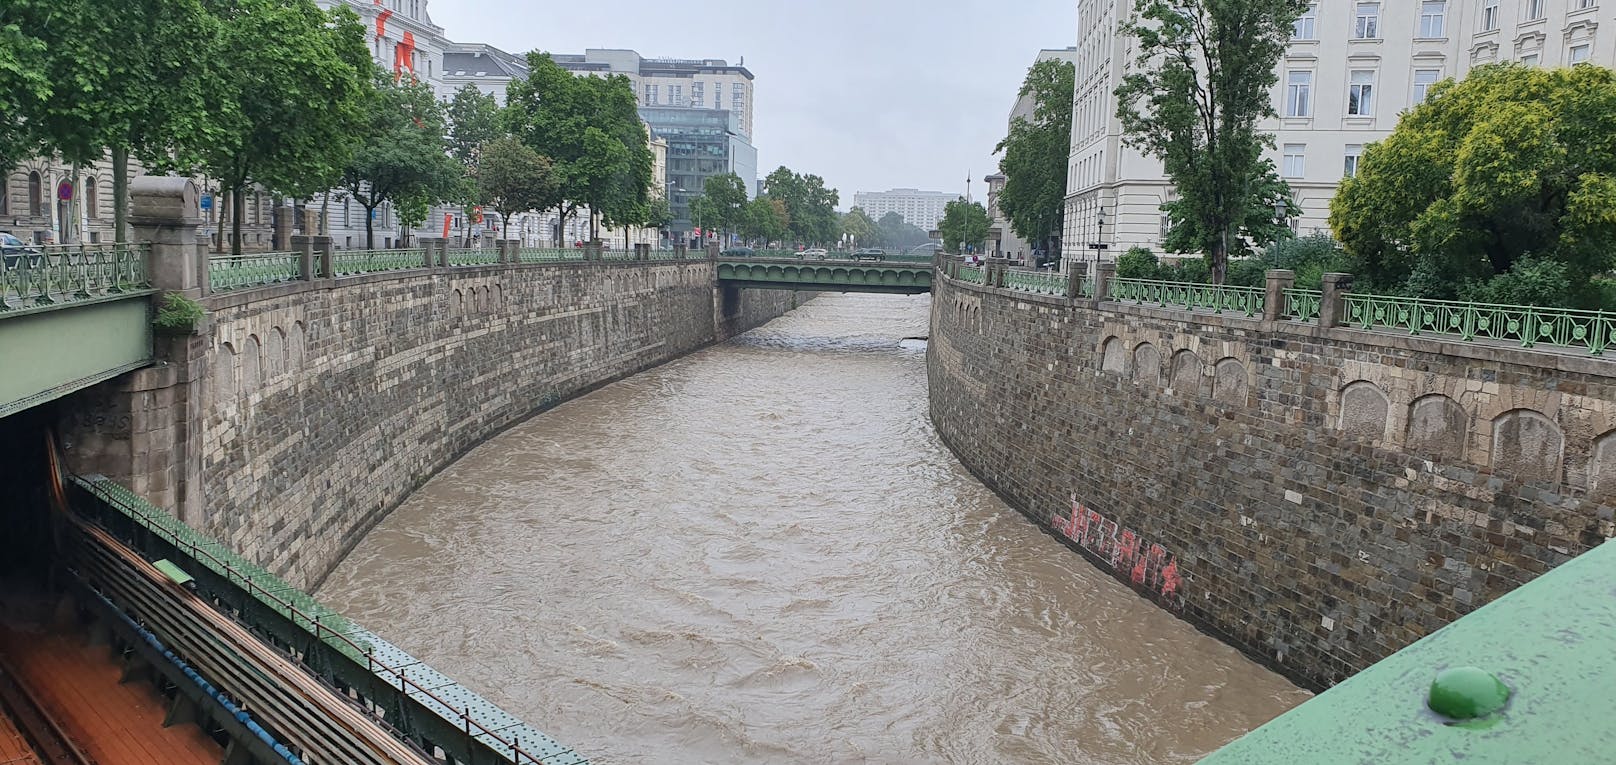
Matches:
[[317, 293, 1308, 764]]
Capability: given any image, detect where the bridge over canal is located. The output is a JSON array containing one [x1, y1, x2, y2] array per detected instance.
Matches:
[[716, 252, 934, 295]]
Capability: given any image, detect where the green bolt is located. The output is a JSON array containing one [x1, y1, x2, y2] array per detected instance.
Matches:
[[1428, 667, 1511, 720]]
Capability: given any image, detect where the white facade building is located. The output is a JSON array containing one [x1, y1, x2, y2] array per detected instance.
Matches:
[[852, 188, 958, 232], [992, 47, 1078, 260], [1062, 0, 1616, 272]]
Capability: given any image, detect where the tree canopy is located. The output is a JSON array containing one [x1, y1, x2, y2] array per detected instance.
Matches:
[[841, 207, 879, 247], [995, 58, 1075, 253], [1331, 63, 1616, 308], [339, 74, 464, 249], [741, 196, 788, 244], [1115, 0, 1306, 283], [763, 166, 840, 245], [939, 200, 991, 253], [690, 173, 749, 239], [877, 212, 933, 249]]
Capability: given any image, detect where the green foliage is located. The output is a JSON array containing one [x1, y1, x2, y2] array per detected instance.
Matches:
[[504, 54, 653, 242], [939, 200, 991, 253], [842, 207, 880, 247], [995, 58, 1076, 251], [1116, 0, 1307, 283], [762, 167, 840, 245], [1226, 258, 1269, 288], [741, 196, 788, 244], [340, 74, 464, 249], [1264, 232, 1352, 289], [153, 291, 205, 332], [1166, 256, 1212, 284], [1116, 247, 1163, 279], [0, 5, 50, 171], [1332, 63, 1616, 309], [876, 212, 933, 249], [199, 0, 372, 254], [690, 173, 749, 238], [446, 84, 502, 170], [646, 196, 674, 231], [477, 136, 558, 236]]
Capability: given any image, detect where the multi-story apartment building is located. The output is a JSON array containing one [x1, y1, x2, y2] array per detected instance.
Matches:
[[852, 188, 958, 232], [991, 47, 1078, 260], [551, 50, 757, 141], [1061, 0, 1616, 273]]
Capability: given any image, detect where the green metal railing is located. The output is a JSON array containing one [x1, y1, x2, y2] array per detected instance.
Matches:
[[447, 248, 500, 267], [601, 249, 637, 261], [516, 248, 578, 263], [208, 251, 300, 293], [647, 249, 689, 261], [958, 266, 986, 285], [1109, 278, 1266, 317], [1284, 288, 1323, 323], [1, 243, 151, 311], [332, 248, 425, 276], [1004, 269, 1067, 297], [1344, 293, 1614, 355]]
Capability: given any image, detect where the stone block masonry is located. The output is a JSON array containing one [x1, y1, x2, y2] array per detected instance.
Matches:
[[65, 257, 804, 589], [928, 273, 1616, 689]]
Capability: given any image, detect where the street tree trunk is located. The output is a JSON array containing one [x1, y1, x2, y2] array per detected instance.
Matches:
[[112, 147, 129, 244], [232, 185, 245, 257], [365, 203, 376, 250]]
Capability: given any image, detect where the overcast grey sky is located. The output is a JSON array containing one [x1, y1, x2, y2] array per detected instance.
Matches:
[[431, 0, 1076, 206]]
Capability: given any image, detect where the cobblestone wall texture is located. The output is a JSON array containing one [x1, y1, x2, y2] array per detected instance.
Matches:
[[929, 274, 1616, 688], [160, 261, 797, 588]]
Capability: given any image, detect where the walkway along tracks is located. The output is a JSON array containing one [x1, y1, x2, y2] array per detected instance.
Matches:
[[64, 475, 588, 765]]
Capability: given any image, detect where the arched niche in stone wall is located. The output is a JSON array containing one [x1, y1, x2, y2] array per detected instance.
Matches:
[[1171, 349, 1202, 395], [288, 322, 306, 370], [1338, 380, 1390, 441], [265, 327, 285, 377], [1592, 431, 1616, 500], [241, 335, 261, 396], [1101, 336, 1128, 375], [1492, 409, 1564, 485], [1134, 342, 1161, 386], [1213, 357, 1247, 404], [214, 342, 238, 409], [452, 289, 463, 318], [1406, 394, 1468, 462]]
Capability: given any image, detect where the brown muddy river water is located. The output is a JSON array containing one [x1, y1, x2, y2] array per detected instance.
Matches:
[[317, 293, 1308, 764]]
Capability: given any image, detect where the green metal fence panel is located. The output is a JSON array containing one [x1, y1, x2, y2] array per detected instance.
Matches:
[[1, 243, 151, 311], [1004, 269, 1067, 297], [1285, 288, 1323, 323], [332, 249, 425, 276], [447, 248, 500, 267], [601, 249, 637, 261], [1109, 278, 1266, 317], [208, 252, 299, 293], [1343, 293, 1613, 355], [516, 248, 579, 263], [958, 266, 986, 285]]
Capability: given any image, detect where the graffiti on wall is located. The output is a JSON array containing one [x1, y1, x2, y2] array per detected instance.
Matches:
[[1051, 496, 1184, 606]]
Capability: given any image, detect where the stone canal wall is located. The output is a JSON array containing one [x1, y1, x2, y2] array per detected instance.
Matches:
[[66, 259, 805, 589], [928, 271, 1616, 688]]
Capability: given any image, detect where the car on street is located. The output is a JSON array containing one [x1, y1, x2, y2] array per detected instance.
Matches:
[[721, 247, 755, 258], [801, 248, 830, 260], [850, 248, 887, 262], [1, 232, 43, 269]]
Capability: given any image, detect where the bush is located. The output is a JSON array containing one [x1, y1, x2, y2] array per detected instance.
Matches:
[[153, 291, 205, 333], [1460, 255, 1572, 307], [1225, 258, 1268, 288], [1116, 247, 1162, 279], [1166, 257, 1211, 284]]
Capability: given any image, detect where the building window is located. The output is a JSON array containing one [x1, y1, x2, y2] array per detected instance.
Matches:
[[1571, 43, 1592, 63], [1354, 2, 1380, 38], [1522, 53, 1540, 66], [1413, 69, 1440, 103], [670, 85, 683, 106], [712, 83, 723, 109], [1283, 144, 1307, 178], [1482, 0, 1499, 31], [1344, 145, 1363, 177], [1419, 1, 1445, 37], [1294, 3, 1317, 39], [85, 177, 98, 219], [1576, 0, 1595, 9], [1348, 70, 1376, 115], [692, 82, 705, 107], [1524, 0, 1545, 19], [645, 84, 659, 105], [1285, 71, 1313, 117], [28, 172, 42, 216]]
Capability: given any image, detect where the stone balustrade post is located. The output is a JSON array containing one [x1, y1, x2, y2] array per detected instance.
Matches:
[[706, 243, 721, 260], [1265, 269, 1296, 322], [272, 204, 293, 252], [291, 235, 317, 281], [317, 237, 335, 279], [1066, 264, 1085, 298], [585, 243, 603, 261], [417, 238, 444, 269], [130, 177, 204, 298], [636, 243, 650, 261], [1321, 273, 1354, 329], [987, 257, 1008, 288], [675, 244, 688, 260], [498, 239, 519, 264], [194, 240, 211, 297], [436, 238, 450, 268], [1094, 261, 1117, 301]]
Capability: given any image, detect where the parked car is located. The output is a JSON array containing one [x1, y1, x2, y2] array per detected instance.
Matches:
[[850, 248, 887, 262], [720, 247, 756, 258], [801, 248, 830, 260], [0, 232, 43, 268]]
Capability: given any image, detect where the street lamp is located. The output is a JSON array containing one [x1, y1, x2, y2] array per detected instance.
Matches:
[[1088, 207, 1110, 270]]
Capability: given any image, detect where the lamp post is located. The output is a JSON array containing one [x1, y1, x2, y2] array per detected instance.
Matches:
[[1088, 207, 1109, 272]]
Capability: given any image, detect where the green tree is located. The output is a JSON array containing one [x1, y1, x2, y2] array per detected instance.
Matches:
[[339, 74, 464, 249], [939, 199, 991, 254], [477, 136, 559, 245], [692, 173, 749, 241], [742, 196, 788, 244], [995, 58, 1076, 254], [446, 84, 502, 169], [842, 207, 880, 247], [876, 212, 933, 250], [763, 166, 840, 245], [199, 0, 372, 254], [1115, 0, 1306, 283], [504, 54, 653, 245], [0, 3, 50, 172], [1116, 247, 1164, 279], [1331, 63, 1616, 308]]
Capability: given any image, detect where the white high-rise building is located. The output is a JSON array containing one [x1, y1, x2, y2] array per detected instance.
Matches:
[[852, 188, 959, 232], [1062, 0, 1616, 273]]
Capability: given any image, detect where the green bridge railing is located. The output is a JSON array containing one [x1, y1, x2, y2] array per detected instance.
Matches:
[[1003, 269, 1067, 296], [1109, 277, 1267, 318], [447, 247, 501, 267], [332, 248, 426, 276], [1, 243, 151, 310], [1284, 288, 1323, 324], [1344, 293, 1613, 355], [208, 251, 301, 293]]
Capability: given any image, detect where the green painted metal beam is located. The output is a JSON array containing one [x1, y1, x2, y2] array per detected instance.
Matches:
[[0, 294, 154, 419], [1203, 539, 1616, 764], [716, 260, 933, 295]]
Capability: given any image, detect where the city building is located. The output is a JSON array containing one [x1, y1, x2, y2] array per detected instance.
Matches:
[[639, 108, 756, 241], [551, 50, 756, 141], [851, 188, 958, 232], [1061, 0, 1616, 274], [991, 47, 1078, 260], [439, 41, 530, 103]]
